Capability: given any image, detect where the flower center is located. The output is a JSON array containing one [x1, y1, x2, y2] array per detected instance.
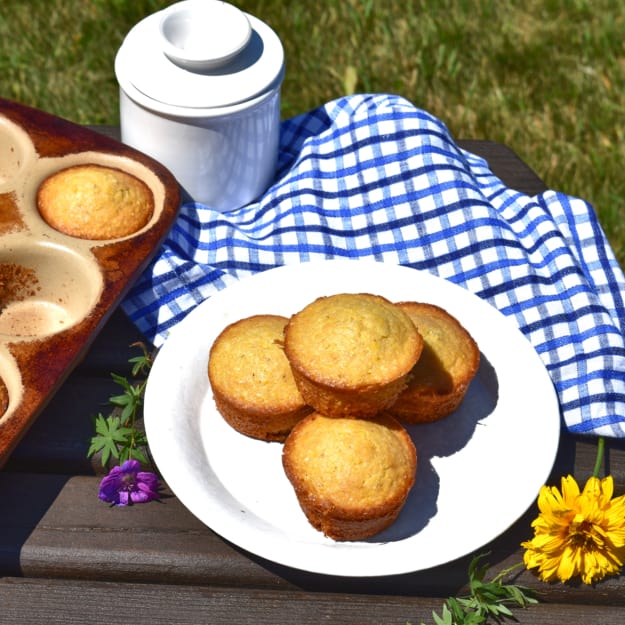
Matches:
[[569, 515, 599, 550], [122, 473, 137, 488]]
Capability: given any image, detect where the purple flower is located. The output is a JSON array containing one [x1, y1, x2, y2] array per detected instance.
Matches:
[[99, 459, 160, 506]]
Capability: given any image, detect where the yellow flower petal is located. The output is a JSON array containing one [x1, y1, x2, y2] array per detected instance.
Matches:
[[522, 472, 625, 585], [560, 474, 581, 503]]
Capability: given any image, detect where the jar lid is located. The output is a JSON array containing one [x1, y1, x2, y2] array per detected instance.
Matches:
[[116, 0, 284, 110]]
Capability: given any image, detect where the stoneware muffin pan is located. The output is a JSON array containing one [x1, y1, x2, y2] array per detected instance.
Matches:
[[0, 98, 180, 467]]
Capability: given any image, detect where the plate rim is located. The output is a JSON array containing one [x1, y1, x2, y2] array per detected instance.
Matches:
[[145, 259, 561, 577]]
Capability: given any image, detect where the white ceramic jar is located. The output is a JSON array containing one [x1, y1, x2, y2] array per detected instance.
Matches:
[[115, 0, 285, 211]]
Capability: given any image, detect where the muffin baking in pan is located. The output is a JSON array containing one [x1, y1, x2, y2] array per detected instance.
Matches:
[[0, 98, 180, 466]]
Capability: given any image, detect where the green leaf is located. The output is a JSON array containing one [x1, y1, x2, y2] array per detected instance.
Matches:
[[432, 604, 453, 625], [129, 446, 148, 464], [86, 343, 154, 471], [117, 436, 148, 464], [415, 554, 538, 625], [504, 584, 538, 607], [87, 414, 133, 466], [127, 342, 152, 377], [119, 402, 135, 423], [447, 597, 467, 622], [468, 553, 490, 583], [493, 604, 514, 617], [129, 352, 151, 377], [109, 392, 131, 407], [111, 371, 133, 392]]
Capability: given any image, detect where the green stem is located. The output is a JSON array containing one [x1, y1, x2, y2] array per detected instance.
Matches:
[[127, 381, 145, 454], [592, 436, 605, 478], [493, 561, 524, 584]]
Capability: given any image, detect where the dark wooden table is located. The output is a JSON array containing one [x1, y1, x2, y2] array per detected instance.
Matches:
[[2, 133, 625, 624]]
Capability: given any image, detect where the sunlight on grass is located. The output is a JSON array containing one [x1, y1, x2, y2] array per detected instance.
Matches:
[[1, 0, 624, 265]]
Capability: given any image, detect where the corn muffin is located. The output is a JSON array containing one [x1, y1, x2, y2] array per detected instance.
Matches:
[[208, 314, 312, 442], [36, 164, 154, 240], [283, 293, 423, 418], [282, 412, 417, 540], [389, 302, 480, 424]]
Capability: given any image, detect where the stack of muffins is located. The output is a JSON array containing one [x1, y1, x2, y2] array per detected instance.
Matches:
[[208, 292, 480, 541]]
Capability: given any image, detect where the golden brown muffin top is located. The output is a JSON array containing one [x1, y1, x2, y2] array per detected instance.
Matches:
[[283, 412, 416, 511], [36, 164, 154, 240], [284, 293, 422, 388], [209, 314, 305, 413]]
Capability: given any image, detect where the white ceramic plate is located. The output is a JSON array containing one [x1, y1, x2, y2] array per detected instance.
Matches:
[[144, 259, 560, 577]]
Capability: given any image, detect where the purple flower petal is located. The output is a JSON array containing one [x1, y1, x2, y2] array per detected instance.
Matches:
[[98, 459, 161, 506], [121, 459, 141, 473]]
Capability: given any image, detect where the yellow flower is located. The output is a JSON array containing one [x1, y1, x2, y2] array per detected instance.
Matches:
[[522, 474, 625, 584]]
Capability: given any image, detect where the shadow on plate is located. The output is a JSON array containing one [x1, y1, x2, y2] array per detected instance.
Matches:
[[369, 352, 499, 542]]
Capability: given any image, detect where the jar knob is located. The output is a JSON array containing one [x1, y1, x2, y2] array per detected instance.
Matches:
[[159, 0, 251, 72]]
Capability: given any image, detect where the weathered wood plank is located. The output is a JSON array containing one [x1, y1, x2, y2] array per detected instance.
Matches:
[[1, 576, 624, 625], [2, 471, 625, 605], [460, 139, 548, 196]]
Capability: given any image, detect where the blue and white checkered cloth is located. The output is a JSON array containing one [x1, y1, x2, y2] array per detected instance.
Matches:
[[123, 94, 625, 438]]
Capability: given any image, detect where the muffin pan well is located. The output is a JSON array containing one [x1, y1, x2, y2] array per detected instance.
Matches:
[[0, 98, 180, 467]]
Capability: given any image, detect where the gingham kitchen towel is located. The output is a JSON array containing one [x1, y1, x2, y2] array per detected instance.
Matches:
[[122, 93, 625, 438]]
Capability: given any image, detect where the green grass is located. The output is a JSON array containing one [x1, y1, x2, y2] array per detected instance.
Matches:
[[1, 0, 624, 267]]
